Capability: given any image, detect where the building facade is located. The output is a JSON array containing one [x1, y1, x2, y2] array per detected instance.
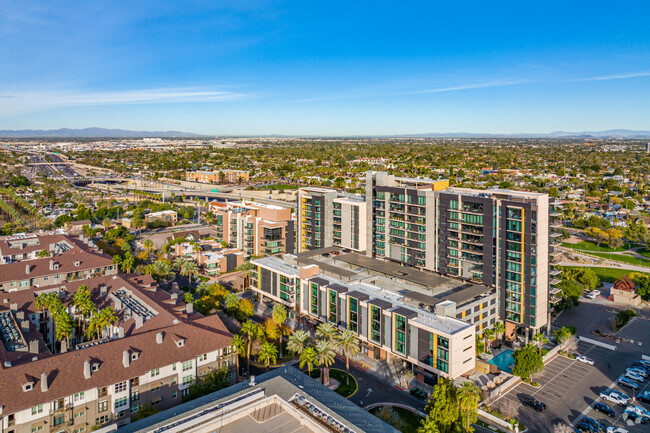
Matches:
[[297, 188, 366, 253], [185, 170, 250, 184], [208, 201, 295, 256]]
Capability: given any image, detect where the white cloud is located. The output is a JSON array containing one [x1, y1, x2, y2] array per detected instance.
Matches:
[[0, 87, 250, 114], [570, 71, 650, 82]]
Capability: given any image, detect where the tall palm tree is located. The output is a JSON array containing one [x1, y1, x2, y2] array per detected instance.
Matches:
[[173, 256, 190, 282], [143, 239, 154, 254], [300, 346, 318, 376], [180, 259, 199, 288], [231, 334, 246, 377], [54, 312, 75, 350], [493, 321, 506, 342], [258, 341, 278, 372], [152, 259, 175, 283], [121, 252, 135, 274], [225, 293, 240, 314], [315, 340, 336, 385], [241, 320, 259, 377], [35, 293, 48, 318], [287, 330, 309, 356], [86, 315, 103, 340], [532, 332, 549, 355], [315, 322, 338, 344], [457, 381, 481, 432], [72, 285, 90, 327], [337, 329, 360, 385], [272, 304, 288, 358], [235, 261, 254, 288], [483, 328, 495, 352], [98, 307, 118, 338]]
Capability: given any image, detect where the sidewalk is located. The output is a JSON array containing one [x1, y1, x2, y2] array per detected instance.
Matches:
[[343, 351, 407, 388]]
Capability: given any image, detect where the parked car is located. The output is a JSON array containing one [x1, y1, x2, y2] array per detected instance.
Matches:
[[618, 377, 639, 389], [580, 416, 601, 432], [600, 390, 630, 405], [631, 362, 650, 373], [638, 392, 650, 404], [576, 356, 595, 365], [594, 402, 616, 417], [576, 421, 597, 432], [629, 367, 648, 377], [639, 359, 650, 369], [623, 410, 648, 424], [627, 405, 650, 418], [606, 427, 628, 433], [521, 396, 546, 412], [625, 370, 645, 382]]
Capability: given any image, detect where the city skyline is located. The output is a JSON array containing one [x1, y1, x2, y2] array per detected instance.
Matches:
[[1, 1, 650, 135]]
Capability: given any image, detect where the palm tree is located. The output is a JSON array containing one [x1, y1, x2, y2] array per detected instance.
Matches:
[[315, 340, 336, 385], [179, 259, 199, 288], [143, 238, 154, 254], [235, 261, 254, 288], [54, 312, 75, 350], [300, 346, 318, 375], [35, 293, 48, 318], [119, 252, 136, 274], [225, 293, 240, 314], [287, 330, 309, 355], [337, 329, 360, 385], [493, 321, 506, 342], [258, 341, 278, 372], [86, 315, 102, 340], [483, 328, 495, 352], [98, 307, 118, 338], [241, 320, 259, 377], [457, 381, 481, 432], [315, 322, 338, 344], [231, 334, 246, 377], [152, 259, 175, 283], [532, 332, 549, 355], [272, 304, 288, 358]]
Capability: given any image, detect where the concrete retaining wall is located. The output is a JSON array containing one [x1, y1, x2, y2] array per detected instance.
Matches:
[[578, 336, 616, 351]]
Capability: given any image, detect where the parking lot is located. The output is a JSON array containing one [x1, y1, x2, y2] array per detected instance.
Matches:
[[493, 308, 650, 432]]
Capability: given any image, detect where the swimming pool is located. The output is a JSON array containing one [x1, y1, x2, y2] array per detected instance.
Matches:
[[488, 350, 515, 373]]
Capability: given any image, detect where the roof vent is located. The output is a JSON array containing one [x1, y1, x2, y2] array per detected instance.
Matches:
[[156, 332, 164, 344], [249, 375, 256, 387], [83, 360, 91, 379], [25, 264, 31, 275], [122, 350, 130, 368]]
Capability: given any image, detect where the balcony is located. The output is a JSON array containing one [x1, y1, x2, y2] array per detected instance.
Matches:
[[549, 278, 561, 286], [550, 268, 562, 276], [550, 211, 563, 218], [550, 287, 561, 295], [549, 296, 562, 304], [550, 231, 562, 238]]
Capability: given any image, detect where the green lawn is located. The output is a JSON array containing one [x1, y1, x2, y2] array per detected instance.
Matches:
[[308, 368, 357, 398], [561, 240, 637, 253], [369, 406, 424, 433], [258, 184, 300, 190], [585, 251, 650, 267], [561, 266, 650, 283], [638, 248, 650, 259]]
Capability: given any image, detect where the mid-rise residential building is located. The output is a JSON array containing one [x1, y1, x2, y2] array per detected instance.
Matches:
[[251, 251, 479, 379], [144, 210, 177, 226], [116, 367, 398, 433], [0, 265, 235, 433], [208, 201, 295, 256], [185, 170, 250, 184], [297, 187, 366, 253], [173, 240, 245, 277], [0, 232, 117, 291]]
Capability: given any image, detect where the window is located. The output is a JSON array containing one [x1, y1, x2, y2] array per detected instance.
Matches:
[[172, 391, 178, 399], [74, 411, 85, 419], [98, 400, 108, 413], [394, 314, 406, 354], [182, 375, 194, 385], [152, 399, 161, 407], [370, 305, 382, 343], [198, 353, 207, 362], [114, 381, 127, 393], [98, 387, 107, 397], [31, 405, 43, 415], [96, 415, 109, 425], [348, 297, 358, 333], [53, 415, 65, 426], [182, 361, 193, 371], [130, 389, 140, 402], [328, 289, 337, 323], [151, 385, 161, 392], [130, 377, 139, 387], [131, 403, 143, 413], [114, 397, 128, 410], [73, 392, 84, 402], [150, 368, 160, 377], [32, 425, 44, 433]]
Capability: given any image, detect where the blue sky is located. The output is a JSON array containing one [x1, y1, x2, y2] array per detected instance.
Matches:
[[1, 1, 649, 135]]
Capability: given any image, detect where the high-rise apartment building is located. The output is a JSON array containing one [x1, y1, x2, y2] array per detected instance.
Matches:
[[297, 188, 366, 253], [436, 188, 549, 334], [208, 201, 295, 256], [300, 172, 552, 336]]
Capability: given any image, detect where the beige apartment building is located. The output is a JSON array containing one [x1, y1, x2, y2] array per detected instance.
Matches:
[[0, 233, 117, 291], [173, 240, 245, 276], [208, 201, 295, 256], [0, 260, 235, 433], [185, 170, 250, 184]]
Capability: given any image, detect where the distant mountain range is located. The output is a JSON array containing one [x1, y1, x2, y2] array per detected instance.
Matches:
[[0, 127, 199, 138], [0, 127, 649, 139], [394, 129, 650, 139]]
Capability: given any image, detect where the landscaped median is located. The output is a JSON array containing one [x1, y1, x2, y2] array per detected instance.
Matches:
[[307, 368, 358, 398], [366, 404, 425, 433]]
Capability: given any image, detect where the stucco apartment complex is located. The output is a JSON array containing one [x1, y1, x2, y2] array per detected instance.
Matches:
[[185, 170, 250, 184], [297, 187, 366, 253], [173, 240, 245, 276], [208, 201, 295, 256], [251, 252, 479, 379], [0, 234, 235, 433], [0, 232, 117, 291]]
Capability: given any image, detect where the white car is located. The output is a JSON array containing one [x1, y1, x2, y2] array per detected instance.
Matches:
[[625, 371, 645, 382], [606, 427, 628, 433], [629, 367, 648, 377], [600, 390, 630, 405], [628, 404, 650, 418], [640, 360, 650, 369], [576, 356, 595, 365]]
